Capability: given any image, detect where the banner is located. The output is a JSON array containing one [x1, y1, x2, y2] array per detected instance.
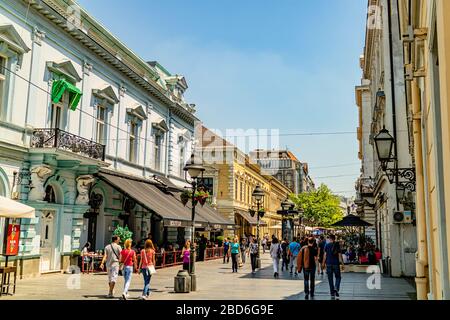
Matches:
[[5, 222, 20, 256]]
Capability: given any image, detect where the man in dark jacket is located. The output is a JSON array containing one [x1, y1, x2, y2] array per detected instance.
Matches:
[[297, 237, 318, 300]]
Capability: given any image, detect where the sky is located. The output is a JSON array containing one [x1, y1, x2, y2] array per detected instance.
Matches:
[[76, 0, 368, 197]]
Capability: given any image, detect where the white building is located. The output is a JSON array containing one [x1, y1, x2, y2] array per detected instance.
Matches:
[[354, 0, 417, 277], [0, 0, 231, 276]]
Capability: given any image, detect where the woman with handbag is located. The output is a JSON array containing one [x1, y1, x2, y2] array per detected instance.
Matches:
[[120, 239, 137, 300], [270, 237, 281, 278], [138, 239, 156, 300]]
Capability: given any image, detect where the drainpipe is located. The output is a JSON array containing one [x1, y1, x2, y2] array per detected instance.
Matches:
[[411, 79, 429, 300]]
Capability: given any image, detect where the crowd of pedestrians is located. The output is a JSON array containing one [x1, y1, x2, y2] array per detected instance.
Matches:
[[97, 231, 350, 300]]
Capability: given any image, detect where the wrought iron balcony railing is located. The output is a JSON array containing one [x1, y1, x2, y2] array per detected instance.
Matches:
[[31, 128, 106, 161]]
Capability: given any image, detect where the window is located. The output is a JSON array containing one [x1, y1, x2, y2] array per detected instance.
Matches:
[[179, 145, 185, 176], [201, 177, 214, 196], [50, 102, 63, 129], [240, 181, 244, 202], [0, 56, 6, 118], [154, 134, 163, 172], [129, 122, 138, 162], [95, 105, 106, 144], [235, 179, 238, 200]]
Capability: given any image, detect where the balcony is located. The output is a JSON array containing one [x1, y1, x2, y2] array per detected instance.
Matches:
[[355, 177, 375, 196], [31, 128, 106, 161]]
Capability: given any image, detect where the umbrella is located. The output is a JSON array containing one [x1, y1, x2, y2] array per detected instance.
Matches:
[[0, 196, 36, 219], [331, 214, 372, 227]]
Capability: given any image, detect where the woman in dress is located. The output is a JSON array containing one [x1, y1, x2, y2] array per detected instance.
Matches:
[[181, 240, 191, 271], [120, 239, 137, 300], [138, 239, 155, 300], [269, 237, 281, 278]]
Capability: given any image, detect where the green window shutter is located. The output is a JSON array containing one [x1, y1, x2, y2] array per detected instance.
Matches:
[[50, 79, 82, 111], [65, 81, 83, 111], [51, 79, 68, 104]]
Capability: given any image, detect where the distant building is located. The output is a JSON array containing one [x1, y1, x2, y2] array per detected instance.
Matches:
[[249, 150, 315, 194]]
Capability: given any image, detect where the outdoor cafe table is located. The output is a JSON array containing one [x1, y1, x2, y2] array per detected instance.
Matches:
[[81, 254, 104, 274], [0, 266, 17, 297]]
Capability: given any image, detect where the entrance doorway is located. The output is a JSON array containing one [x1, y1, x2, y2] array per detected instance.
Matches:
[[40, 210, 56, 273]]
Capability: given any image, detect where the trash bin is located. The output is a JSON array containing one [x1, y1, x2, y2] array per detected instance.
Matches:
[[174, 269, 191, 293]]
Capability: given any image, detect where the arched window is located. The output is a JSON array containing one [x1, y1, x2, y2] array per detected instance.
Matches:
[[44, 185, 56, 203]]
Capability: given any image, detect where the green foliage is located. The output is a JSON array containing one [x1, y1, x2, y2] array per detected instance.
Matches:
[[216, 236, 224, 246], [113, 225, 133, 245], [291, 184, 344, 227], [72, 250, 81, 256]]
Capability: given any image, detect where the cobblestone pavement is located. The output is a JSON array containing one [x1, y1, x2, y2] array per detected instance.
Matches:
[[1, 253, 415, 300]]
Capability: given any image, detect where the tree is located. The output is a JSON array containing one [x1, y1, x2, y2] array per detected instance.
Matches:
[[291, 184, 343, 227]]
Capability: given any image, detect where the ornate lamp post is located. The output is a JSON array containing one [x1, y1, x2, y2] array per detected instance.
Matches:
[[183, 153, 205, 292], [374, 127, 416, 209], [251, 185, 265, 269], [277, 198, 297, 242]]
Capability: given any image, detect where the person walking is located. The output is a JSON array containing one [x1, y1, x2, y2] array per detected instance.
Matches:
[[262, 235, 268, 254], [317, 235, 326, 275], [223, 238, 230, 263], [100, 235, 122, 298], [269, 237, 281, 278], [248, 237, 259, 273], [288, 237, 301, 276], [230, 236, 240, 273], [138, 239, 155, 300], [120, 239, 137, 300], [181, 240, 191, 271], [281, 238, 289, 272], [322, 234, 344, 300], [298, 237, 318, 300], [240, 238, 248, 265]]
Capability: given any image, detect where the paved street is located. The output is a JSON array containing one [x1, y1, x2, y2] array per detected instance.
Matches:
[[1, 253, 415, 300]]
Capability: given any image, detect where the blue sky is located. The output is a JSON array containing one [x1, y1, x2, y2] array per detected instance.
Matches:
[[77, 0, 367, 196]]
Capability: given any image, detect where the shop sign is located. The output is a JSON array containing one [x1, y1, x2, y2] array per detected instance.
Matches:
[[4, 223, 20, 256], [213, 224, 221, 229], [169, 220, 182, 227], [194, 223, 203, 228]]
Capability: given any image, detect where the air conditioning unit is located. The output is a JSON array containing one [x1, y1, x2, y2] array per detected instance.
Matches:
[[393, 211, 413, 224]]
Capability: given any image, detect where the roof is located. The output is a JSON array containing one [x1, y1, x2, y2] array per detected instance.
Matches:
[[201, 126, 235, 148]]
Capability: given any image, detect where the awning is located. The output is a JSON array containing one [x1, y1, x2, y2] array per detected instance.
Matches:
[[97, 171, 192, 222], [98, 170, 236, 228], [0, 196, 35, 219], [51, 79, 82, 111], [236, 210, 267, 226]]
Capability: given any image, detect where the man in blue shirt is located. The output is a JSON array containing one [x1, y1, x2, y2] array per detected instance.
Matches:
[[288, 237, 301, 276], [322, 234, 344, 299], [223, 238, 230, 263]]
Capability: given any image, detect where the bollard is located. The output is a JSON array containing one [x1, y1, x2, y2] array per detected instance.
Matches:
[[174, 269, 191, 293]]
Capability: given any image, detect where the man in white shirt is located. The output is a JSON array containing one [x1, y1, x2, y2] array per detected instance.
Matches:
[[100, 235, 122, 298]]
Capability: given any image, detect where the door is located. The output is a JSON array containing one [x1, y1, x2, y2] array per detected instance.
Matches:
[[40, 211, 56, 273]]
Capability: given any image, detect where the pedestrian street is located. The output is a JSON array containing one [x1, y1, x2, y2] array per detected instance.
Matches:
[[2, 253, 414, 301]]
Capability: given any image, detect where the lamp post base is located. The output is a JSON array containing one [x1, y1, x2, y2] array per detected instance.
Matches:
[[190, 273, 197, 292], [256, 257, 261, 269]]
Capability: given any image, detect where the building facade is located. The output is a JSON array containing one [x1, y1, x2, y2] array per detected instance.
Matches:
[[200, 127, 291, 240], [355, 0, 417, 278], [249, 149, 315, 194], [397, 0, 450, 300], [0, 0, 228, 276]]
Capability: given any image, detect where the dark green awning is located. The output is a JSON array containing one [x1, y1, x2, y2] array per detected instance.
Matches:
[[51, 79, 82, 111]]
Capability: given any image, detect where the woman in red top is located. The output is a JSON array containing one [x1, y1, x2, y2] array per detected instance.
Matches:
[[138, 240, 155, 300], [120, 239, 137, 300], [375, 248, 382, 262]]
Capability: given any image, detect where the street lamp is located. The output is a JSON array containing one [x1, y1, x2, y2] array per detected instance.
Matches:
[[278, 198, 297, 242], [374, 126, 395, 169], [373, 127, 416, 209], [252, 185, 265, 269], [183, 153, 205, 292]]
